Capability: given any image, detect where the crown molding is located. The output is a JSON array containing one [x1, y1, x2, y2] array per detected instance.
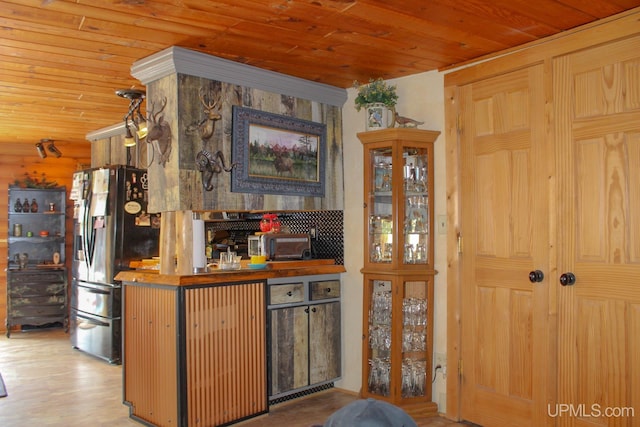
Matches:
[[130, 46, 347, 107], [86, 122, 125, 142]]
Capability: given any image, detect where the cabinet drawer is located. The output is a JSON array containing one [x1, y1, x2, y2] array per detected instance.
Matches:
[[9, 304, 66, 318], [269, 283, 304, 305], [310, 280, 340, 300], [8, 282, 66, 298], [10, 295, 66, 307], [9, 271, 65, 284]]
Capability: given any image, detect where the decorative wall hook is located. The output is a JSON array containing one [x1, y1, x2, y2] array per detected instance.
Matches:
[[195, 149, 237, 191]]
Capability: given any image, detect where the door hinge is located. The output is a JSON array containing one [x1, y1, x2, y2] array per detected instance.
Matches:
[[457, 114, 462, 133], [458, 359, 463, 377], [457, 233, 463, 254]]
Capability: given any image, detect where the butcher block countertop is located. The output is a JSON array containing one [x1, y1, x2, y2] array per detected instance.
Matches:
[[115, 259, 345, 287]]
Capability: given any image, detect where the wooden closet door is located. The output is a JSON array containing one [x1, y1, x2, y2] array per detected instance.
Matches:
[[554, 35, 640, 427], [459, 64, 555, 426]]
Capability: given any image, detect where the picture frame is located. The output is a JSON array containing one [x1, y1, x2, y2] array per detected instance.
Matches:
[[231, 106, 326, 197]]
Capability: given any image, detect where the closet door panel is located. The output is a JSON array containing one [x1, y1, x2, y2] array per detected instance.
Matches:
[[555, 34, 640, 427], [460, 64, 554, 427]]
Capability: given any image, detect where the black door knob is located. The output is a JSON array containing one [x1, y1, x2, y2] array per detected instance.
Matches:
[[529, 270, 544, 283], [560, 272, 576, 286]]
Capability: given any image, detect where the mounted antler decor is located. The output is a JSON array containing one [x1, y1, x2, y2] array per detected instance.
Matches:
[[187, 84, 236, 191], [146, 97, 171, 166], [196, 87, 223, 142]]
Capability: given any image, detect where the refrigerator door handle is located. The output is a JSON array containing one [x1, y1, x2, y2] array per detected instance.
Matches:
[[82, 287, 111, 296], [82, 189, 96, 269], [74, 312, 110, 328]]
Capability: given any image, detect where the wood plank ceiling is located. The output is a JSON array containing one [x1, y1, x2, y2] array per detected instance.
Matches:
[[1, 0, 639, 148]]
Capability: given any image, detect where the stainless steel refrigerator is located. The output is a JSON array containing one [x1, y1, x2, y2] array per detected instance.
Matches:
[[70, 165, 160, 364]]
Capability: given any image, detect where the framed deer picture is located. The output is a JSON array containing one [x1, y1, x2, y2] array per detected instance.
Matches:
[[231, 106, 326, 197]]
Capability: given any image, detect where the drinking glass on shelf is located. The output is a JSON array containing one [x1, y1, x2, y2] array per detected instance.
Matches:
[[368, 358, 391, 396], [372, 290, 392, 325], [404, 243, 415, 264], [383, 243, 393, 261], [371, 243, 382, 262], [415, 244, 427, 263]]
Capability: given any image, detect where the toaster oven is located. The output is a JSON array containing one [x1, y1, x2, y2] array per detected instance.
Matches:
[[248, 233, 311, 260]]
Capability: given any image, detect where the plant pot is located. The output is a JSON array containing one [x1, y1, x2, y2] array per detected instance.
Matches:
[[365, 103, 395, 130]]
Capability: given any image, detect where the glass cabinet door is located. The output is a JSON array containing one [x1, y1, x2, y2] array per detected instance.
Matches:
[[402, 147, 429, 265], [366, 142, 432, 267], [365, 276, 430, 400], [368, 149, 393, 263], [366, 279, 392, 396], [401, 279, 428, 398]]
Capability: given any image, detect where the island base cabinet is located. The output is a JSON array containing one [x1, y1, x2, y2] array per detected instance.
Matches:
[[123, 281, 267, 427], [124, 285, 179, 426]]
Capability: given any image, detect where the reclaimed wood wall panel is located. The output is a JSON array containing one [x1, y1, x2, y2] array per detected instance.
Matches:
[[184, 281, 267, 426], [145, 74, 344, 213], [123, 284, 179, 427], [145, 74, 182, 213], [90, 133, 153, 172]]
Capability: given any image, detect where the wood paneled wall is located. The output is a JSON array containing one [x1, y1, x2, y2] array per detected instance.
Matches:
[[0, 141, 92, 332]]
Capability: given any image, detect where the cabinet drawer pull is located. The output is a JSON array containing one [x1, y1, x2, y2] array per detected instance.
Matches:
[[287, 291, 293, 296]]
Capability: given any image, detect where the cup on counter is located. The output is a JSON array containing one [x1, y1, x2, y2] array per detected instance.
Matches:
[[220, 252, 241, 270], [250, 255, 267, 265]]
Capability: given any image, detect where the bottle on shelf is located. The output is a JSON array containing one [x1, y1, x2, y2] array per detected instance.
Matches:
[[31, 198, 38, 213], [22, 199, 30, 213], [14, 198, 22, 212]]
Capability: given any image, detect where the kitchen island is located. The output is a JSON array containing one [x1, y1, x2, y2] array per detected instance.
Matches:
[[115, 260, 345, 427]]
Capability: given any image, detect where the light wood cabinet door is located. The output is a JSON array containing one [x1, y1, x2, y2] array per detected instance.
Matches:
[[554, 35, 640, 427], [459, 64, 554, 427]]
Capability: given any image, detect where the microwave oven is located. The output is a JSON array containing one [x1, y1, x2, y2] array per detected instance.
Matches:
[[248, 233, 311, 260]]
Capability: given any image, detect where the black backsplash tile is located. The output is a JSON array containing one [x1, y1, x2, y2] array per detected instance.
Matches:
[[205, 210, 344, 265]]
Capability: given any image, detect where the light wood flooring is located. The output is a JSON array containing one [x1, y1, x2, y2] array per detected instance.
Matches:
[[0, 328, 470, 427]]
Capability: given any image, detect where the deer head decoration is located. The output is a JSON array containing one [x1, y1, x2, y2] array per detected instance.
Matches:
[[146, 97, 172, 166], [197, 87, 223, 142]]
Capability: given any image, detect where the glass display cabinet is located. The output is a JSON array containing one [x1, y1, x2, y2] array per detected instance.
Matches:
[[358, 128, 440, 417]]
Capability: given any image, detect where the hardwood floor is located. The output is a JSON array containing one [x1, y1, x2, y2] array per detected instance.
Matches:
[[0, 329, 470, 427]]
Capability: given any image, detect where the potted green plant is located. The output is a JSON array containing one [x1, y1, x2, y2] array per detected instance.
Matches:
[[353, 78, 398, 130]]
